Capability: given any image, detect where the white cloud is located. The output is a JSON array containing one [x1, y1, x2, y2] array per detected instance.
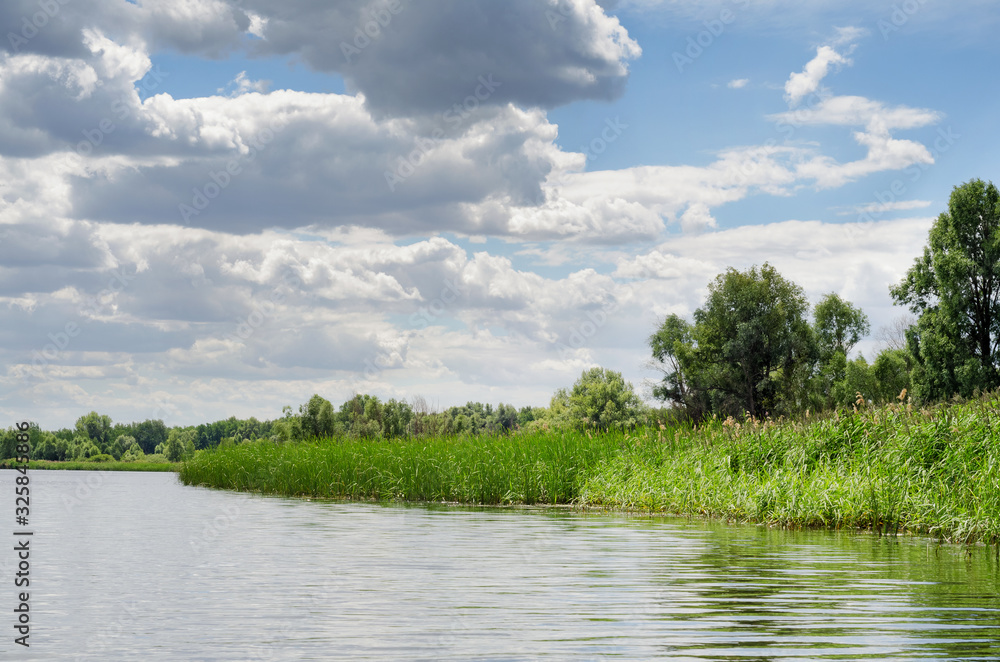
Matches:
[[785, 45, 849, 106], [727, 78, 749, 89], [0, 214, 935, 426], [769, 96, 941, 131], [217, 71, 270, 96], [840, 199, 933, 216]]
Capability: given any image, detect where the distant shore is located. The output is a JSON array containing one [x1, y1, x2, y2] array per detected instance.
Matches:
[[1, 459, 180, 472]]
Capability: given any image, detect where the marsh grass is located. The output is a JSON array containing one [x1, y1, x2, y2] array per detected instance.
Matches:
[[181, 392, 1000, 543], [180, 429, 625, 504], [580, 393, 1000, 544]]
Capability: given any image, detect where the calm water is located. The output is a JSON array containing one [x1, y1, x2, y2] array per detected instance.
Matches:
[[1, 471, 998, 661]]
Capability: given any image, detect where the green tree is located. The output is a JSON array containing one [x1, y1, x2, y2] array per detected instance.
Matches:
[[663, 264, 814, 418], [566, 367, 643, 431], [75, 412, 112, 447], [112, 435, 137, 461], [133, 419, 168, 454], [299, 394, 336, 439], [165, 429, 196, 462], [649, 313, 708, 418], [891, 178, 1000, 400], [382, 398, 414, 438], [121, 437, 145, 462], [814, 293, 870, 359]]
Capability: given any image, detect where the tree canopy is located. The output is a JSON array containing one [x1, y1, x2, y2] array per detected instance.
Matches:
[[891, 178, 1000, 399]]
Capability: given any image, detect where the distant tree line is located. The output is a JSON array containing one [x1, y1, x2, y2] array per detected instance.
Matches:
[[0, 365, 649, 461]]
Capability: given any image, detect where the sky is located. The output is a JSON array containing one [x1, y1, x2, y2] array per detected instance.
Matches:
[[1, 0, 998, 429]]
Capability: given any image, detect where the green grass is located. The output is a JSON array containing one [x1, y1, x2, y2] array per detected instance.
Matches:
[[181, 429, 625, 504], [579, 396, 1000, 545], [1, 459, 180, 472], [180, 393, 1000, 544]]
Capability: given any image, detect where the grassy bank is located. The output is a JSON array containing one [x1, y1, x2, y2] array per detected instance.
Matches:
[[1, 459, 180, 472], [180, 430, 624, 504], [580, 396, 1000, 544], [180, 394, 1000, 544]]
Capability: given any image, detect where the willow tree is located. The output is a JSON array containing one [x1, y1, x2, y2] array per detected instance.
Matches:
[[890, 179, 1000, 399]]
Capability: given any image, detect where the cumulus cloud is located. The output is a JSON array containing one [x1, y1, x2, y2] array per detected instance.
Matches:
[[0, 1, 964, 427], [0, 215, 935, 426], [239, 0, 641, 116]]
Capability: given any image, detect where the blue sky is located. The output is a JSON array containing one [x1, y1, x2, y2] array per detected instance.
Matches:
[[1, 0, 998, 427]]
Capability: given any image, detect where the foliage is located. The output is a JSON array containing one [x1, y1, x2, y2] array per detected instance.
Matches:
[[891, 178, 1000, 400], [814, 293, 870, 359], [181, 429, 625, 505], [580, 390, 1000, 545], [182, 391, 1000, 545], [165, 429, 196, 462], [300, 394, 337, 439], [566, 367, 644, 431], [651, 264, 818, 418], [75, 412, 112, 448]]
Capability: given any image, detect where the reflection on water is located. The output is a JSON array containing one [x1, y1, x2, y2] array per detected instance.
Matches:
[[2, 471, 997, 660]]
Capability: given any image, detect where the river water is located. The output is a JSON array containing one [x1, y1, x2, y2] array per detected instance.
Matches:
[[1, 470, 998, 660]]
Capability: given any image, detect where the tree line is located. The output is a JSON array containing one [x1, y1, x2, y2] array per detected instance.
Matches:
[[0, 366, 643, 461], [650, 178, 1000, 419]]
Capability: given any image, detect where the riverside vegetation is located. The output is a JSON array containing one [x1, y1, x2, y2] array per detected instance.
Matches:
[[180, 389, 1000, 545], [12, 179, 1000, 543]]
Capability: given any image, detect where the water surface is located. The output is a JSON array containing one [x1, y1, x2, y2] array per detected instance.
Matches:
[[1, 471, 998, 660]]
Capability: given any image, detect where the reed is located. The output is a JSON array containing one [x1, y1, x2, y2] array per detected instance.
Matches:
[[181, 392, 1000, 543], [180, 429, 625, 504], [580, 393, 1000, 544]]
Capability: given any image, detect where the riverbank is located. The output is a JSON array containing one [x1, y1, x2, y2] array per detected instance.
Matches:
[[1, 459, 180, 471], [180, 393, 1000, 544]]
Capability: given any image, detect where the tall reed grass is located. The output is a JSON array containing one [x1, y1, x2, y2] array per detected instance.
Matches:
[[181, 392, 1000, 543], [580, 393, 1000, 544], [180, 429, 625, 504]]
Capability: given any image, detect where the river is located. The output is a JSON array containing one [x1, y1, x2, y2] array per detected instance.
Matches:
[[2, 470, 998, 660]]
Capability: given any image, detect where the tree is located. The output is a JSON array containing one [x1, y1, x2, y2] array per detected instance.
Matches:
[[814, 293, 870, 359], [566, 367, 643, 431], [649, 314, 708, 418], [133, 419, 168, 454], [672, 264, 814, 418], [891, 178, 1000, 399], [165, 429, 196, 462], [75, 412, 112, 447], [299, 394, 336, 439], [382, 398, 414, 437]]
